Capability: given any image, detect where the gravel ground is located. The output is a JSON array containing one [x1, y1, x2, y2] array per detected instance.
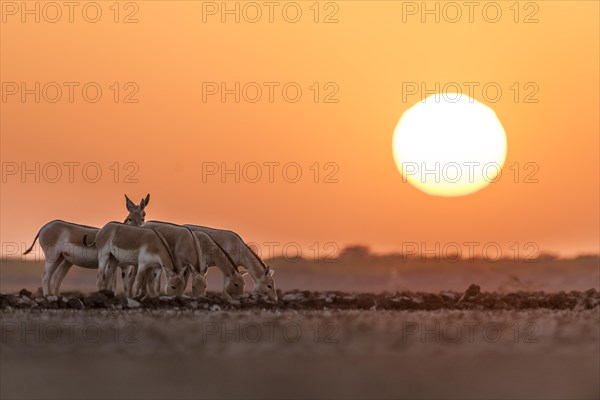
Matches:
[[1, 284, 598, 312]]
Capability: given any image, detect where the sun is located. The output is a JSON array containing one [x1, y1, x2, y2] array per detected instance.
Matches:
[[392, 93, 507, 197]]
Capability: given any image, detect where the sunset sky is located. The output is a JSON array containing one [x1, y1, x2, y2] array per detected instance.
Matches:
[[1, 1, 598, 259]]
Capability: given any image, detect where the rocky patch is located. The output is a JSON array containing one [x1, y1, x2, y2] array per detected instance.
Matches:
[[1, 285, 598, 311]]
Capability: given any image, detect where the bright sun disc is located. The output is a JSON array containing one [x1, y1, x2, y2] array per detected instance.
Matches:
[[392, 93, 507, 197]]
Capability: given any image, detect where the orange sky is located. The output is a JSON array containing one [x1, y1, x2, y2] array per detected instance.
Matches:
[[1, 1, 598, 259]]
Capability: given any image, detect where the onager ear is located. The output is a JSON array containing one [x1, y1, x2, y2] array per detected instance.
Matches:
[[125, 194, 136, 212], [267, 269, 275, 277], [143, 193, 150, 208]]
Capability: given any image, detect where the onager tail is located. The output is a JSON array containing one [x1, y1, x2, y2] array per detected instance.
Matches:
[[23, 230, 41, 255]]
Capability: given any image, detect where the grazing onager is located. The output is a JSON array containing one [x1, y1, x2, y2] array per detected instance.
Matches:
[[84, 222, 184, 297], [145, 221, 246, 299], [141, 221, 203, 296], [22, 194, 150, 296], [184, 225, 277, 300]]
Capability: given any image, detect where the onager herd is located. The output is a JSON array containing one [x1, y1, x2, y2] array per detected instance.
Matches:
[[23, 194, 277, 300]]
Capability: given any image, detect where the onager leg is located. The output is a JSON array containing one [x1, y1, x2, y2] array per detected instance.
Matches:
[[108, 268, 119, 292], [103, 258, 119, 292], [134, 267, 150, 297], [151, 269, 161, 296], [97, 253, 111, 291], [146, 268, 159, 297], [122, 264, 137, 298], [42, 256, 63, 296], [50, 259, 73, 295]]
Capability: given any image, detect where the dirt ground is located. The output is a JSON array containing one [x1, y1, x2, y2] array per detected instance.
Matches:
[[1, 294, 599, 399]]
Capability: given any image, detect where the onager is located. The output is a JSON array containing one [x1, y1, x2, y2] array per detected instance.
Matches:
[[145, 221, 246, 299], [84, 222, 184, 297], [184, 225, 277, 300], [23, 194, 150, 296]]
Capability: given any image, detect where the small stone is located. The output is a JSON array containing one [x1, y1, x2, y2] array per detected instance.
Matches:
[[66, 298, 84, 310], [390, 295, 411, 303], [459, 284, 481, 302], [464, 284, 481, 297], [282, 293, 304, 302], [441, 292, 457, 301], [127, 298, 142, 309], [16, 298, 33, 308]]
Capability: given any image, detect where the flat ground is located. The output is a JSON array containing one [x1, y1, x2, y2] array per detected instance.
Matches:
[[1, 256, 598, 398], [1, 308, 598, 399]]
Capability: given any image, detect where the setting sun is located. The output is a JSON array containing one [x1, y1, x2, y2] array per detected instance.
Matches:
[[392, 94, 508, 197]]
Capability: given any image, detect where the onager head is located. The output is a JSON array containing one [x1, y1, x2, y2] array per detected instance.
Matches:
[[165, 274, 185, 296], [223, 272, 245, 300], [254, 267, 277, 300], [124, 194, 150, 226], [192, 274, 208, 297]]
